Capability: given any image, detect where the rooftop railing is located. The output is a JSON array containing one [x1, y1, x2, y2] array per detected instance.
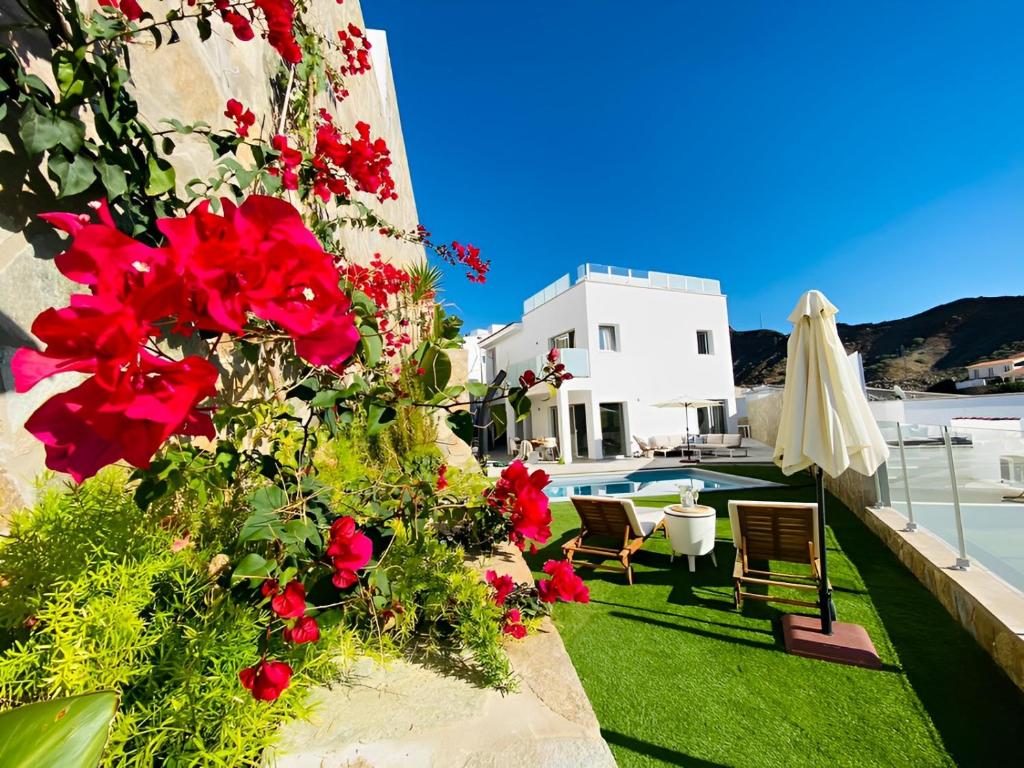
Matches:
[[521, 263, 721, 314]]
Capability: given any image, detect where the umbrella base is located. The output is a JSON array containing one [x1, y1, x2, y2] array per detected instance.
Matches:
[[781, 614, 881, 670]]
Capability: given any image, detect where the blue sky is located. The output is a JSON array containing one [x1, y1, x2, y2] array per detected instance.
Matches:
[[363, 1, 1024, 332]]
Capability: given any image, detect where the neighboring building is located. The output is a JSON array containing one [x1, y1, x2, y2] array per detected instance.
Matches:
[[471, 263, 736, 463], [957, 354, 1024, 390], [464, 324, 508, 385]]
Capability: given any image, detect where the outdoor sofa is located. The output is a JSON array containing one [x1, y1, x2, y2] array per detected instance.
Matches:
[[635, 433, 747, 458]]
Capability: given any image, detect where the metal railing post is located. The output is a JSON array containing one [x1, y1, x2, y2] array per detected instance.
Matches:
[[871, 468, 884, 509], [895, 423, 918, 532], [943, 426, 970, 570]]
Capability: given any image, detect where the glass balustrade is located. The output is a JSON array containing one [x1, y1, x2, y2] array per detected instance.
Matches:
[[879, 419, 1024, 593]]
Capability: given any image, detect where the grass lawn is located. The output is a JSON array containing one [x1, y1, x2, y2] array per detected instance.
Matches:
[[526, 464, 1024, 768]]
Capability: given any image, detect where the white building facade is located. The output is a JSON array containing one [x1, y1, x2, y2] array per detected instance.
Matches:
[[471, 264, 737, 463]]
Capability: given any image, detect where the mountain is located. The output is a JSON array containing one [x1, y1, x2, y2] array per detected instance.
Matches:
[[731, 296, 1024, 390]]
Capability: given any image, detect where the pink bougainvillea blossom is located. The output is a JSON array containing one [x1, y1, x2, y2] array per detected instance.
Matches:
[[485, 461, 553, 550], [485, 569, 515, 606], [283, 615, 320, 644], [270, 580, 307, 619], [239, 658, 292, 701], [537, 560, 590, 604], [326, 516, 373, 588]]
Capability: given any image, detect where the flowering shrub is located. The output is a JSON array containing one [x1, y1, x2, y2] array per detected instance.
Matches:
[[0, 1, 589, 761]]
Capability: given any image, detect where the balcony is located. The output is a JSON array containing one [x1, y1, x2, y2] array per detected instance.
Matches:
[[505, 347, 589, 385]]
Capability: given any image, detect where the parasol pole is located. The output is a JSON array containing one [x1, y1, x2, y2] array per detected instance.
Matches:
[[814, 466, 834, 635]]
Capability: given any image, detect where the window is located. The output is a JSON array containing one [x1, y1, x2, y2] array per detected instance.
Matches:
[[598, 324, 618, 351], [696, 330, 713, 355], [550, 330, 575, 349]]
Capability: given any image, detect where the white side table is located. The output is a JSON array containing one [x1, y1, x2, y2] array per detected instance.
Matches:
[[663, 504, 718, 572]]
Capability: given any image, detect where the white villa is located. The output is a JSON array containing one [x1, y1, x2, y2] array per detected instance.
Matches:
[[957, 354, 1024, 390], [467, 263, 737, 463]]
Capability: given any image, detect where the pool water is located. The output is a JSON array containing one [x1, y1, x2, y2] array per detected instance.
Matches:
[[543, 468, 760, 499]]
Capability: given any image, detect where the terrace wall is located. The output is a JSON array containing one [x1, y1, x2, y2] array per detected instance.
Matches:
[[0, 0, 426, 514]]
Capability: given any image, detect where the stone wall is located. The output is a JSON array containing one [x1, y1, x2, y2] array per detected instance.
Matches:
[[0, 0, 426, 513]]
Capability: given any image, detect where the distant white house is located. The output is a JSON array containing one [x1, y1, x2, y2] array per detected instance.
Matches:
[[957, 354, 1024, 390], [466, 263, 736, 463]]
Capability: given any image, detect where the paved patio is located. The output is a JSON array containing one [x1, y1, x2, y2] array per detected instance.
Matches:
[[514, 438, 775, 477]]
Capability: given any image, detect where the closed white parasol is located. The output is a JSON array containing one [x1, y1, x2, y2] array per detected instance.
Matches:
[[774, 290, 889, 634]]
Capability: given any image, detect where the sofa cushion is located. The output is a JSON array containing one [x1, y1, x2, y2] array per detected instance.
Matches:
[[722, 433, 742, 447], [624, 502, 665, 537]]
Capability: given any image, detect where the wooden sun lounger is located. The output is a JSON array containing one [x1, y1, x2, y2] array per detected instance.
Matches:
[[728, 500, 829, 610], [564, 496, 666, 585]]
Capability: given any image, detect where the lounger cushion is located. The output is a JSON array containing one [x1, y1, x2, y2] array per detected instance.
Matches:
[[624, 501, 665, 537], [651, 435, 673, 449]]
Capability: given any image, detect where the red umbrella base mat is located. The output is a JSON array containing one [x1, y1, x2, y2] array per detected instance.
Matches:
[[781, 614, 882, 670]]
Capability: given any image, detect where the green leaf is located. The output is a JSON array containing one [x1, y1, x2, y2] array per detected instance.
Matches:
[[348, 290, 377, 317], [283, 518, 322, 549], [238, 509, 285, 543], [286, 377, 319, 402], [250, 485, 288, 513], [447, 410, 475, 444], [512, 390, 532, 420], [466, 381, 490, 398], [96, 161, 127, 199], [490, 403, 507, 437], [420, 345, 452, 395], [18, 109, 84, 155], [310, 389, 343, 408], [359, 326, 382, 367], [0, 691, 117, 768], [145, 154, 175, 195], [366, 402, 397, 436], [50, 154, 96, 197], [231, 553, 273, 584]]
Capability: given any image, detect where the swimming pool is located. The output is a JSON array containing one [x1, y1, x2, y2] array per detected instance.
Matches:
[[543, 467, 774, 499]]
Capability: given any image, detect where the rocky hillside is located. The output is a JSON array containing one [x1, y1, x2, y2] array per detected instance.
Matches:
[[731, 296, 1024, 390]]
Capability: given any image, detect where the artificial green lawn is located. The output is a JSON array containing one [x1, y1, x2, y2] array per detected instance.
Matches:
[[526, 464, 1024, 768]]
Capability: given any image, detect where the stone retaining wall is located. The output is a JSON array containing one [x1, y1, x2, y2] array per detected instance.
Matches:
[[852, 505, 1024, 692], [270, 544, 616, 767]]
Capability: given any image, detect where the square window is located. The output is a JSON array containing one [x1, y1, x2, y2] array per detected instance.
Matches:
[[697, 330, 713, 355], [598, 325, 618, 351]]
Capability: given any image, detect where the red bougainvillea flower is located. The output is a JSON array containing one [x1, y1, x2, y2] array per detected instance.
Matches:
[[450, 241, 489, 283], [485, 461, 553, 549], [239, 658, 292, 701], [326, 516, 373, 588], [20, 353, 217, 483], [537, 560, 590, 604], [225, 99, 256, 137], [253, 0, 302, 63], [436, 464, 448, 491], [99, 0, 143, 21], [485, 569, 515, 606], [11, 295, 150, 393], [20, 195, 358, 482], [547, 347, 560, 364], [261, 579, 280, 597], [283, 615, 320, 644], [502, 608, 527, 639], [270, 580, 307, 619]]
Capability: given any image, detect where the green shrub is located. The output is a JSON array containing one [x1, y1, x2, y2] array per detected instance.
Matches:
[[0, 473, 358, 767], [380, 521, 511, 689]]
